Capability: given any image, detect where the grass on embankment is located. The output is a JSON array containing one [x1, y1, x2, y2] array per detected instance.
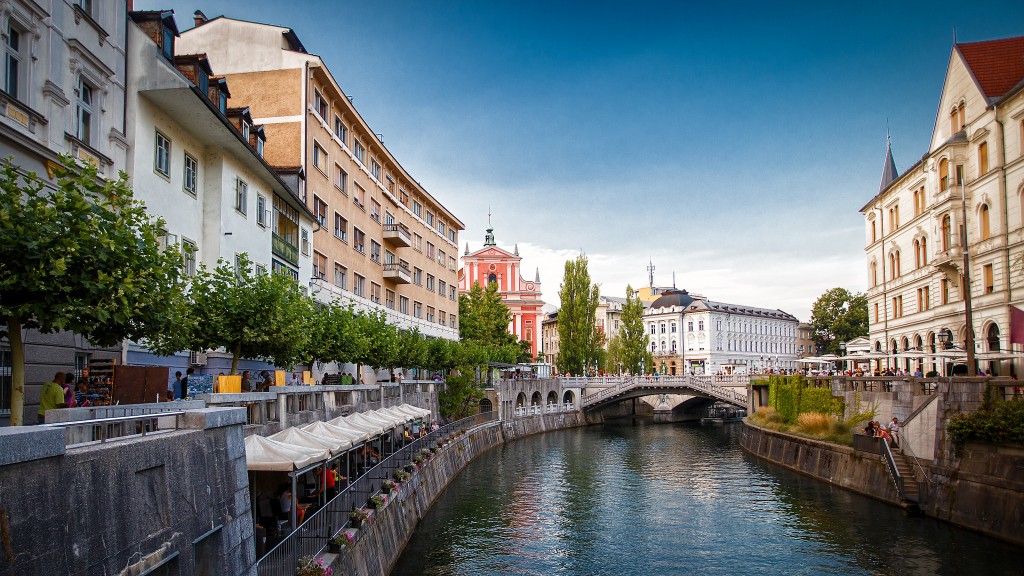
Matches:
[[748, 407, 855, 446]]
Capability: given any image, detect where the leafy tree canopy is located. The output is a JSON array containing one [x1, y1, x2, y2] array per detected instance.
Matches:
[[809, 287, 868, 356], [557, 254, 600, 375]]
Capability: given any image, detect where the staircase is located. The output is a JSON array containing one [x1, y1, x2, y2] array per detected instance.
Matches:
[[891, 448, 919, 502]]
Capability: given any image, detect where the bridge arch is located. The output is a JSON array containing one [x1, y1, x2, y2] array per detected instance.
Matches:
[[547, 391, 558, 405], [531, 391, 542, 406], [515, 392, 526, 408], [562, 390, 575, 405]]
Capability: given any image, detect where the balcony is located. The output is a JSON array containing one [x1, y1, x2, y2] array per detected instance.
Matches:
[[383, 223, 412, 247], [272, 233, 299, 266], [383, 262, 412, 284]]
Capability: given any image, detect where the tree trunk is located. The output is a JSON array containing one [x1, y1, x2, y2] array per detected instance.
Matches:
[[231, 344, 240, 375], [8, 318, 25, 426]]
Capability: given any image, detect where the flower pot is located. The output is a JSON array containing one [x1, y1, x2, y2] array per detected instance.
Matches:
[[328, 542, 342, 553]]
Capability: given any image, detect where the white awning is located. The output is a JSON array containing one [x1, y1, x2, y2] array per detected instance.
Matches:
[[299, 420, 368, 446], [270, 425, 351, 456], [348, 411, 397, 432], [330, 414, 384, 437], [378, 406, 414, 423], [398, 404, 432, 418], [244, 434, 328, 472]]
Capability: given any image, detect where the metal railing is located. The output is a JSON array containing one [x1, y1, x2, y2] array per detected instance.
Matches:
[[880, 438, 906, 500], [41, 411, 185, 447], [256, 412, 496, 576]]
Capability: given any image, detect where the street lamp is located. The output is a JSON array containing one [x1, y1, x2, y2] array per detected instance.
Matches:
[[937, 329, 952, 349], [959, 174, 978, 375]]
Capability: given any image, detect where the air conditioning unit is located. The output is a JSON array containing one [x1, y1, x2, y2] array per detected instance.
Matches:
[[189, 351, 208, 366]]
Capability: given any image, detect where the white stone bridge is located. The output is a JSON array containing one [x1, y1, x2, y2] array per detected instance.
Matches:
[[571, 375, 748, 412]]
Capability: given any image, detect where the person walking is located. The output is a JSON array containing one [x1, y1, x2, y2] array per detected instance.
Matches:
[[38, 371, 67, 424], [889, 417, 901, 447]]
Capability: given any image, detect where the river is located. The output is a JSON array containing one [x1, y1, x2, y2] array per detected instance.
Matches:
[[391, 420, 1021, 576]]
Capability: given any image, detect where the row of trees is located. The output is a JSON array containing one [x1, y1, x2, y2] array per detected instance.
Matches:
[[0, 157, 524, 425]]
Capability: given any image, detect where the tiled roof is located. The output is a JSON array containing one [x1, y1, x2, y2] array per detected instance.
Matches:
[[956, 36, 1024, 98]]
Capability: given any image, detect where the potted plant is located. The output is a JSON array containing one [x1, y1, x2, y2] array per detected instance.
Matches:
[[404, 463, 416, 474], [328, 530, 354, 553], [394, 470, 410, 482], [296, 555, 332, 576], [414, 454, 425, 465], [350, 508, 369, 528], [382, 479, 398, 493], [369, 494, 387, 509]]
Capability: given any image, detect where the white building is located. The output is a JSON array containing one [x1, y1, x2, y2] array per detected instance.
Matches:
[[123, 10, 315, 371], [644, 289, 799, 375], [861, 35, 1024, 376]]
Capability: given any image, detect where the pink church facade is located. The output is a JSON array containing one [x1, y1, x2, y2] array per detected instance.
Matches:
[[458, 226, 544, 360]]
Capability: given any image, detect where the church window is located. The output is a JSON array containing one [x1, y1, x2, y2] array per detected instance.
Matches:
[[488, 273, 497, 285]]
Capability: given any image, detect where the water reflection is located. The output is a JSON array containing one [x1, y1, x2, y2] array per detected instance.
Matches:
[[392, 422, 1021, 576]]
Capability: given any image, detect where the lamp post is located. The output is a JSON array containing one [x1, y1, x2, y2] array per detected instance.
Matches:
[[959, 175, 978, 376]]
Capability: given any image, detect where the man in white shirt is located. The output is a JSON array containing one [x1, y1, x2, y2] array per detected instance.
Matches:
[[889, 417, 901, 447]]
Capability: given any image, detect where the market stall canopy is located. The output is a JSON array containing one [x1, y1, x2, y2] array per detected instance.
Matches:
[[270, 425, 351, 455], [398, 404, 431, 418], [330, 414, 384, 437], [302, 420, 368, 445], [244, 434, 328, 472]]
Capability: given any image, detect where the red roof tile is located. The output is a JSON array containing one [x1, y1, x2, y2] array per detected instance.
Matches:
[[956, 35, 1024, 98]]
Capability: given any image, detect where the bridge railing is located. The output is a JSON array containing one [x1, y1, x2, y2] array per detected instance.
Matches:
[[581, 375, 747, 408]]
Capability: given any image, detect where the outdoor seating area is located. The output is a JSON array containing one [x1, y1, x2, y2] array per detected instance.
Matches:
[[244, 404, 432, 555]]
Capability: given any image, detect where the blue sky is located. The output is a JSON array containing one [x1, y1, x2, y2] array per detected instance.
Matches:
[[141, 1, 1024, 320]]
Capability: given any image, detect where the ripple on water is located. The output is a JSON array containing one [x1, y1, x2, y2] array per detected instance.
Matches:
[[391, 424, 1023, 576]]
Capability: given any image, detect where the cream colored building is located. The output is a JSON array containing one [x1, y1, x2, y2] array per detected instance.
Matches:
[[861, 35, 1024, 376], [178, 12, 462, 341]]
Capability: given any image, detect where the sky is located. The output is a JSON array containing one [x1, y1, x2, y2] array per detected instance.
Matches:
[[140, 0, 1024, 320]]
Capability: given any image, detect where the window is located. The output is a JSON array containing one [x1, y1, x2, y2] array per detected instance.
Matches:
[[889, 250, 901, 278], [412, 200, 422, 218], [450, 315, 457, 329], [918, 286, 930, 312], [871, 220, 877, 243], [426, 274, 434, 291], [439, 280, 447, 296], [301, 228, 309, 256], [370, 159, 382, 181], [313, 88, 327, 119], [384, 250, 395, 265], [183, 153, 198, 195], [649, 325, 656, 335], [353, 139, 365, 164], [257, 195, 267, 227], [699, 320, 704, 331], [687, 321, 693, 331], [941, 215, 952, 251], [370, 198, 381, 223], [438, 248, 445, 266], [353, 227, 365, 254], [671, 322, 677, 333], [312, 251, 327, 279], [450, 286, 457, 300], [979, 142, 989, 175], [335, 164, 347, 193], [438, 221, 446, 236], [181, 239, 196, 276], [888, 204, 899, 230], [427, 242, 435, 260], [939, 158, 949, 191], [4, 23, 24, 99], [984, 264, 994, 294], [914, 237, 927, 268], [353, 274, 365, 297], [385, 289, 395, 309], [235, 179, 248, 215], [941, 278, 950, 304], [386, 175, 395, 193], [660, 323, 666, 334], [871, 261, 878, 287], [426, 306, 435, 322], [334, 116, 347, 144], [353, 183, 365, 208], [413, 233, 422, 252], [913, 188, 922, 217], [449, 256, 457, 271], [980, 204, 991, 240], [426, 211, 434, 226], [449, 229, 456, 243], [414, 301, 422, 318], [873, 302, 879, 323], [370, 240, 381, 263], [154, 131, 171, 176], [413, 267, 422, 285], [313, 141, 327, 173], [313, 195, 327, 227], [400, 296, 409, 314], [334, 213, 348, 241], [399, 189, 409, 206], [75, 77, 94, 144], [370, 282, 381, 304], [439, 310, 446, 326], [333, 263, 347, 289], [891, 296, 903, 318]]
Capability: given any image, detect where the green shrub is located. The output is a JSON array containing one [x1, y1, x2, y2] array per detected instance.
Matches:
[[947, 397, 1024, 445], [767, 375, 844, 424]]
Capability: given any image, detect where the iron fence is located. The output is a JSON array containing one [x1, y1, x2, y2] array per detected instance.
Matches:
[[256, 411, 496, 576]]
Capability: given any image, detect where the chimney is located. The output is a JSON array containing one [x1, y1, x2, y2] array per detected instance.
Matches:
[[126, 0, 134, 11], [194, 10, 208, 27]]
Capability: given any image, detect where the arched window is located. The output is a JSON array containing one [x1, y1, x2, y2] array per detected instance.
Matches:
[[941, 215, 952, 251], [871, 261, 878, 287], [958, 102, 966, 131], [988, 324, 1000, 352], [487, 273, 497, 285], [980, 204, 991, 240], [979, 142, 989, 175], [888, 250, 901, 277], [914, 239, 922, 268], [939, 158, 949, 191], [919, 236, 927, 266]]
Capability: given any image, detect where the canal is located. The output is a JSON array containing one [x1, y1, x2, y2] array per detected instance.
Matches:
[[391, 420, 1021, 576]]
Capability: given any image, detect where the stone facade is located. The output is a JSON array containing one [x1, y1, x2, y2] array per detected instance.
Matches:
[[861, 35, 1024, 376]]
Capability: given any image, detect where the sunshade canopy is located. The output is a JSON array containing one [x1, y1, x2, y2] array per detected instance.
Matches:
[[302, 420, 368, 445], [245, 434, 328, 472], [270, 425, 351, 455]]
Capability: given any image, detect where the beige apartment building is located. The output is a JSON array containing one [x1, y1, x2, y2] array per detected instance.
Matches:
[[178, 12, 462, 340]]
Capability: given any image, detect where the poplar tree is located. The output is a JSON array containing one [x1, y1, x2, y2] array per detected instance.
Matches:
[[0, 157, 185, 425], [619, 285, 653, 374], [458, 280, 515, 347], [556, 254, 600, 375]]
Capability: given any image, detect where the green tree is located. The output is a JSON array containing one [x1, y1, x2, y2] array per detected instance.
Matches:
[[0, 157, 185, 425], [437, 366, 483, 420], [604, 334, 625, 373], [556, 254, 600, 375], [168, 254, 310, 374], [302, 301, 362, 370], [458, 280, 515, 347], [619, 285, 652, 374], [809, 287, 869, 355]]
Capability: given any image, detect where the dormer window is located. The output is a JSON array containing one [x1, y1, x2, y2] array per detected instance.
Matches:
[[257, 138, 264, 158], [197, 67, 208, 95], [218, 90, 227, 114], [161, 25, 174, 60], [241, 121, 250, 141]]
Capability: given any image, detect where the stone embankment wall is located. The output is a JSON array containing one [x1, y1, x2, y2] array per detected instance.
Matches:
[[0, 408, 255, 576], [741, 421, 1024, 546], [332, 412, 587, 576], [739, 421, 902, 505]]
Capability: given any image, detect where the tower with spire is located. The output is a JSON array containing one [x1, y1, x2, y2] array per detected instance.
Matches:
[[879, 131, 899, 193]]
